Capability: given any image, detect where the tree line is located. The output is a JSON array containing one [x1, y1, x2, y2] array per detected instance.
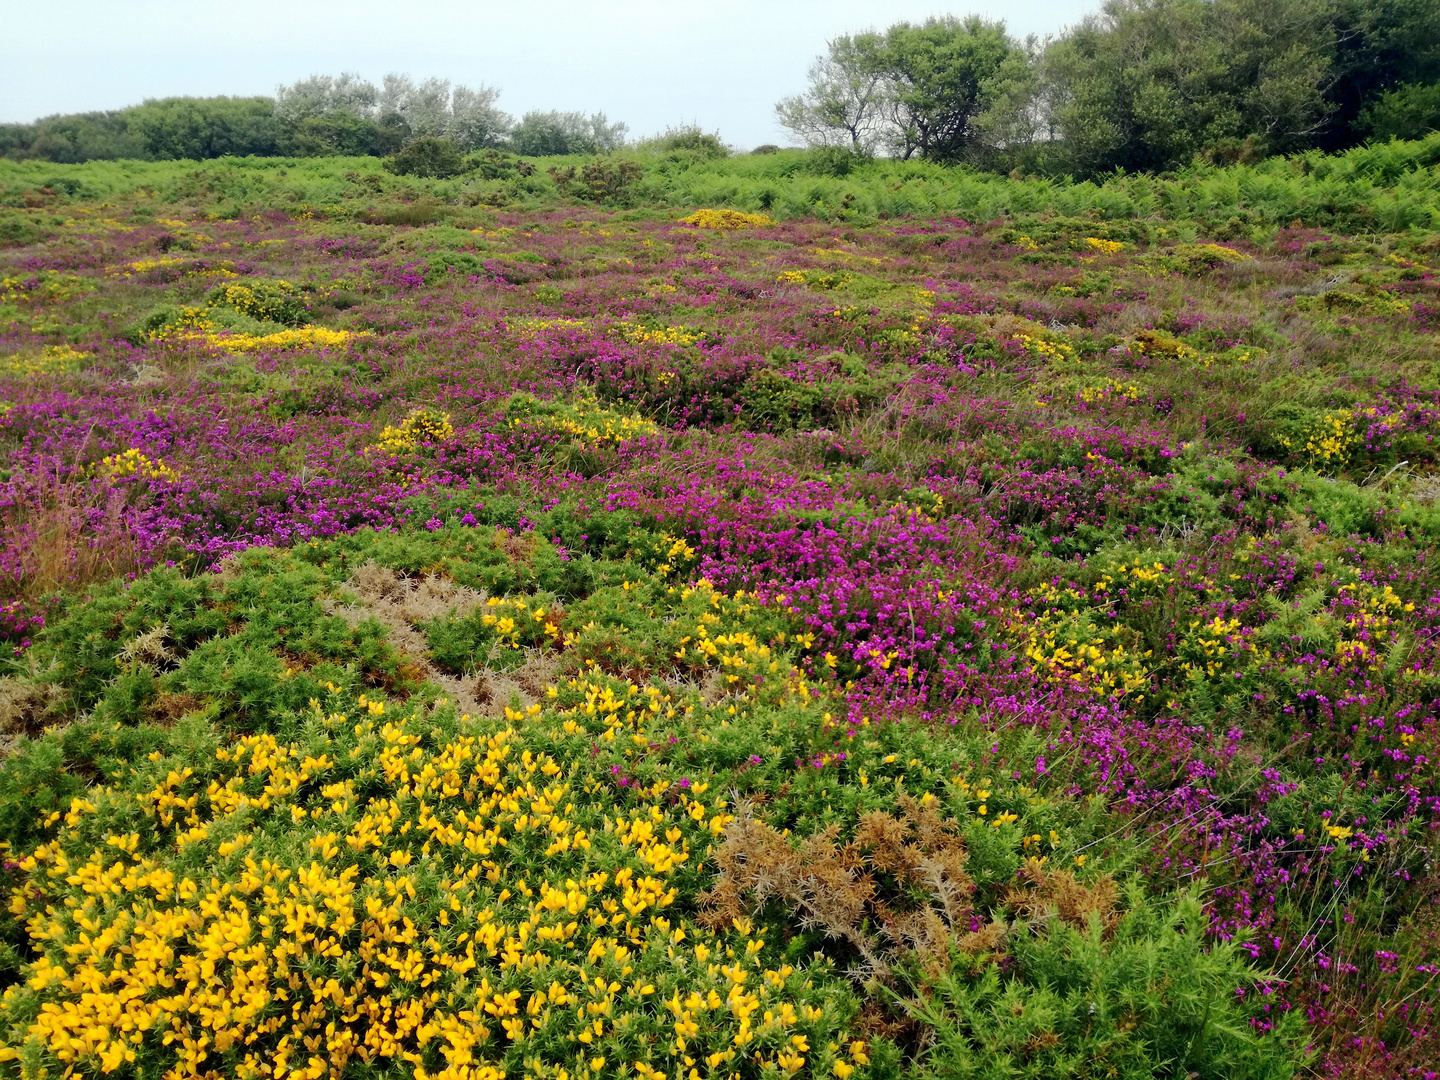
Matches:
[[777, 0, 1440, 176], [6, 0, 1439, 175], [0, 74, 628, 164]]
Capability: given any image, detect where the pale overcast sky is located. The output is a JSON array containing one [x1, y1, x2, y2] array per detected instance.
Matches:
[[3, 0, 1097, 149]]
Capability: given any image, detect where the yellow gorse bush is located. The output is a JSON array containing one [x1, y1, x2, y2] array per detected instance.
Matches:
[[1279, 409, 1357, 468], [810, 247, 885, 267], [97, 448, 180, 483], [0, 680, 868, 1080], [1078, 379, 1141, 404], [678, 209, 774, 231], [617, 323, 700, 348], [114, 258, 238, 280], [203, 327, 363, 353], [1181, 243, 1249, 263], [1013, 333, 1073, 363], [370, 409, 457, 456], [509, 319, 588, 336], [115, 257, 188, 277], [0, 346, 88, 378], [145, 307, 216, 341], [210, 282, 299, 323], [1008, 572, 1162, 702], [776, 271, 853, 291], [507, 394, 659, 447]]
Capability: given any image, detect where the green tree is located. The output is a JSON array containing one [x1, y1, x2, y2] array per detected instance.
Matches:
[[775, 17, 1032, 163], [775, 33, 893, 153], [125, 96, 280, 159], [1360, 80, 1440, 138], [877, 16, 1034, 162], [509, 111, 627, 156], [1, 111, 145, 163], [448, 86, 513, 151], [1043, 0, 1334, 176], [275, 109, 405, 157], [382, 136, 469, 178], [1323, 0, 1440, 146]]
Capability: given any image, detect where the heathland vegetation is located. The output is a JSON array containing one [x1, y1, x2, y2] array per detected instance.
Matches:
[[0, 2, 1439, 1079], [2, 137, 1439, 1078]]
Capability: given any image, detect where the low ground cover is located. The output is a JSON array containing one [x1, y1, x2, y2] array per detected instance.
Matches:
[[0, 158, 1438, 1077]]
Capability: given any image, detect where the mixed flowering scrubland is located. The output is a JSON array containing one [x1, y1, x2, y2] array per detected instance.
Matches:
[[1, 156, 1439, 1079]]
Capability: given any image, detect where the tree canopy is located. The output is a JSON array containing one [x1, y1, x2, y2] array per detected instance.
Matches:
[[777, 17, 1031, 162], [778, 0, 1440, 176], [1, 73, 626, 164]]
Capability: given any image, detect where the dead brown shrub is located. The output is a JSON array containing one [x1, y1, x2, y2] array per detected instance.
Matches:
[[701, 794, 979, 981], [327, 561, 559, 719], [1004, 856, 1122, 937]]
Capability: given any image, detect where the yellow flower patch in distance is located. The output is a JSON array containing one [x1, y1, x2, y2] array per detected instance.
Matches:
[[112, 257, 240, 280], [1083, 237, 1124, 255], [810, 246, 886, 267], [508, 317, 589, 336], [617, 321, 701, 348], [1, 274, 96, 307], [503, 391, 659, 447], [1078, 379, 1141, 404], [678, 209, 774, 230], [0, 345, 88, 379], [202, 326, 364, 353]]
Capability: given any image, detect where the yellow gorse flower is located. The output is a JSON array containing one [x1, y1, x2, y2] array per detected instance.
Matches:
[[204, 327, 362, 352], [1, 673, 863, 1080], [1083, 237, 1124, 255], [370, 408, 457, 456], [508, 393, 658, 447], [1278, 409, 1357, 468], [617, 322, 700, 348], [0, 345, 87, 378], [98, 447, 180, 483], [679, 209, 774, 230], [145, 306, 216, 340], [1012, 333, 1073, 363], [1079, 379, 1141, 404]]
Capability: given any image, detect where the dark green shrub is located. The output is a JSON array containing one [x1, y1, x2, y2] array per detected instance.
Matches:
[[361, 199, 453, 226], [384, 137, 469, 179], [424, 251, 486, 280], [0, 213, 42, 246], [467, 149, 536, 180], [638, 124, 729, 159], [547, 159, 643, 202], [1361, 82, 1440, 142], [804, 146, 863, 177], [903, 883, 1305, 1080]]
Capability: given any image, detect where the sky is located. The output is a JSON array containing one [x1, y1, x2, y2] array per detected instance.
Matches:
[[2, 0, 1098, 150]]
